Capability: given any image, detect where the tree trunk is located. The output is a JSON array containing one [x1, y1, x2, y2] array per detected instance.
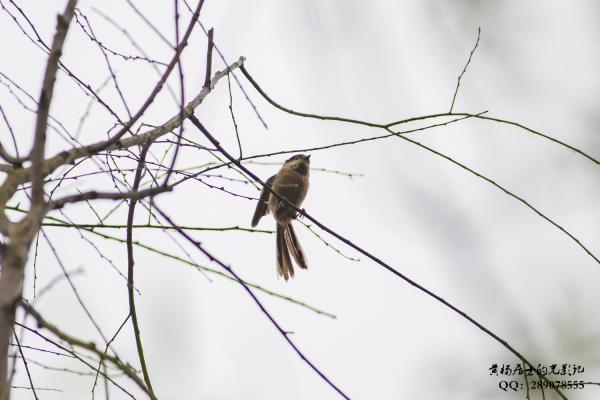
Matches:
[[0, 231, 32, 400]]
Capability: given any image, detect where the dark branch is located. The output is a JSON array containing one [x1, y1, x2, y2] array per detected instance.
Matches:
[[152, 204, 351, 399], [203, 28, 214, 88], [48, 186, 172, 211], [189, 117, 568, 400]]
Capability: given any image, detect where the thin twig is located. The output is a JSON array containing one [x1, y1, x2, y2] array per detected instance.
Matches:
[[42, 222, 272, 233], [13, 57, 245, 195], [12, 331, 38, 400], [449, 27, 481, 113], [39, 229, 109, 343], [14, 322, 136, 399], [124, 0, 174, 48], [392, 130, 600, 265], [0, 104, 20, 163], [181, 0, 268, 128], [161, 0, 187, 187], [91, 314, 131, 398], [85, 0, 206, 156], [73, 8, 166, 66], [19, 304, 150, 398], [298, 220, 359, 262], [73, 9, 132, 118], [227, 73, 243, 159], [9, 386, 61, 393], [203, 28, 214, 88]]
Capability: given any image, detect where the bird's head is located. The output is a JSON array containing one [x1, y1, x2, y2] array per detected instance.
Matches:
[[283, 154, 311, 176]]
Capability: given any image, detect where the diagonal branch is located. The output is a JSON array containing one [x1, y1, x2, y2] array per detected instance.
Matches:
[[83, 0, 206, 156], [189, 117, 568, 400], [19, 302, 152, 398], [14, 57, 245, 190], [12, 331, 38, 400], [0, 104, 21, 165], [152, 204, 351, 399]]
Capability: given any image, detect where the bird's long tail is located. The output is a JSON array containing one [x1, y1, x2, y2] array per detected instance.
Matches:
[[276, 223, 294, 280], [285, 223, 307, 270]]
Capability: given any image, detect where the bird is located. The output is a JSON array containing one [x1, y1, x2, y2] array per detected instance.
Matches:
[[251, 154, 311, 280]]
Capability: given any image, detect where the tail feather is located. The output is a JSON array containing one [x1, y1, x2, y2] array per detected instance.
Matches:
[[276, 224, 294, 280], [284, 224, 307, 269]]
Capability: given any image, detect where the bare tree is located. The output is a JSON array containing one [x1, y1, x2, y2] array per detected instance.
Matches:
[[0, 1, 245, 397]]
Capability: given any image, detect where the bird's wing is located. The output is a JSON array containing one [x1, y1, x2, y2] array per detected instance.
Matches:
[[251, 175, 275, 227]]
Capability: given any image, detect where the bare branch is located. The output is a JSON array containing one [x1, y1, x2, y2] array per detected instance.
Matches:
[[20, 302, 152, 398], [12, 331, 38, 400], [181, 0, 268, 128], [42, 222, 272, 233], [160, 0, 187, 187], [0, 105, 20, 163], [242, 65, 600, 165], [393, 129, 600, 265], [203, 28, 214, 88], [15, 57, 245, 191], [48, 185, 171, 211], [449, 27, 481, 113], [85, 0, 206, 155], [126, 143, 156, 398], [124, 0, 174, 49], [227, 73, 243, 159], [73, 9, 132, 118], [13, 326, 135, 400], [31, 0, 78, 209], [152, 204, 351, 399], [91, 314, 131, 398], [73, 8, 167, 66]]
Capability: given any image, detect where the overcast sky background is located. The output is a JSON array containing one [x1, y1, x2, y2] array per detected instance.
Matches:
[[1, 1, 599, 399]]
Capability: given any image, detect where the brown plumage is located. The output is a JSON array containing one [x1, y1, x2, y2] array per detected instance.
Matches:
[[251, 154, 310, 280]]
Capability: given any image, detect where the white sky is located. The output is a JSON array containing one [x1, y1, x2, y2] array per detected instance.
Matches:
[[1, 1, 599, 399]]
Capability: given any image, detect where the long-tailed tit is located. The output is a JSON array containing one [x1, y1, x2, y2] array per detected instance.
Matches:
[[251, 154, 311, 280]]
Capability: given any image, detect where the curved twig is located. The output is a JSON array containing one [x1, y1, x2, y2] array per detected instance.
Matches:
[[126, 142, 156, 399]]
